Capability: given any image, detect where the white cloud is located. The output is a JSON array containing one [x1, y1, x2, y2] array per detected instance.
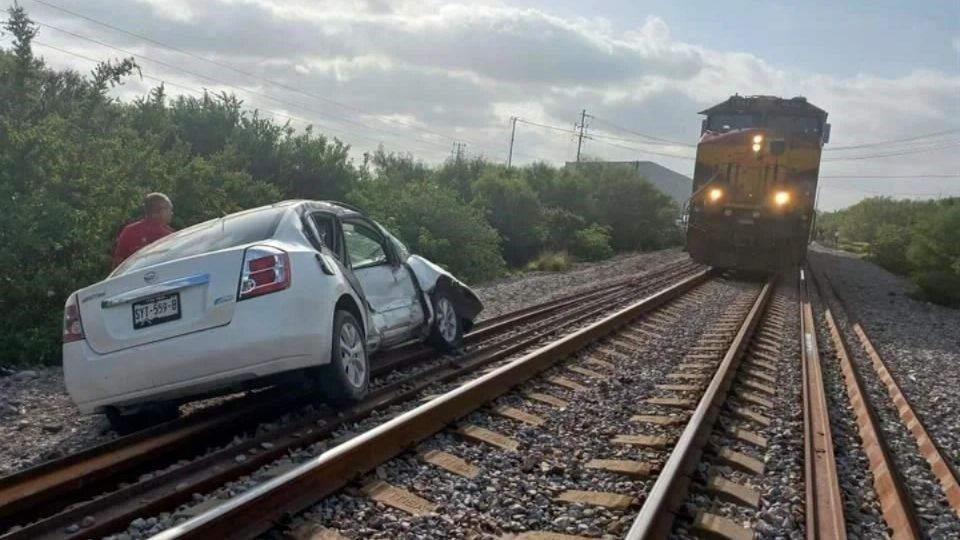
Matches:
[[23, 0, 960, 208]]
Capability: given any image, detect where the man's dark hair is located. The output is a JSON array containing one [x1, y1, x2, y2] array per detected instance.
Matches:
[[144, 192, 172, 215]]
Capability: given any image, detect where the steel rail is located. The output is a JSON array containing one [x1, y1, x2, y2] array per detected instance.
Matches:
[[812, 273, 921, 539], [2, 267, 710, 540], [625, 276, 774, 539], [799, 268, 847, 540], [815, 269, 960, 519], [0, 259, 698, 531], [146, 270, 712, 540]]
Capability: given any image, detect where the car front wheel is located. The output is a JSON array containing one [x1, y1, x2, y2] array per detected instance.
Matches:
[[318, 310, 369, 404], [428, 290, 464, 351]]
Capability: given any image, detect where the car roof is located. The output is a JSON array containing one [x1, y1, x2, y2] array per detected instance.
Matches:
[[286, 199, 366, 219]]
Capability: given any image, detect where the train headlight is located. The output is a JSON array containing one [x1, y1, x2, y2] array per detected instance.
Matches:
[[752, 142, 762, 153], [708, 188, 723, 202], [752, 134, 764, 144], [774, 191, 791, 206]]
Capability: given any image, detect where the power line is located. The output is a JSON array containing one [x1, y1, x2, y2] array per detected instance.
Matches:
[[822, 140, 960, 161], [588, 115, 697, 147], [515, 118, 577, 134], [29, 40, 445, 156], [820, 174, 960, 178], [30, 18, 459, 156], [26, 0, 509, 159], [587, 137, 696, 161], [825, 128, 960, 151]]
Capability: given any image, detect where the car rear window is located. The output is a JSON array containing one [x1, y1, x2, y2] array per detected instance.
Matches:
[[113, 205, 289, 275]]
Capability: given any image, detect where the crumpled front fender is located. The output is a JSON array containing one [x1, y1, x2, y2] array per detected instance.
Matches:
[[406, 255, 483, 322]]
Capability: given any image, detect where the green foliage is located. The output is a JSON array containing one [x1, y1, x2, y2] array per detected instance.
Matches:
[[349, 176, 506, 284], [527, 251, 572, 272], [582, 164, 681, 251], [0, 6, 684, 365], [570, 224, 614, 262], [869, 224, 911, 275], [472, 168, 545, 266], [816, 197, 960, 307]]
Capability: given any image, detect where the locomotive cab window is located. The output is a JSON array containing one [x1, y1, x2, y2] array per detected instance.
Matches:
[[707, 113, 756, 132], [766, 115, 821, 135]]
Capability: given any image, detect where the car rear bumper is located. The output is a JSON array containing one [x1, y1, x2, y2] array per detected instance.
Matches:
[[64, 298, 333, 414]]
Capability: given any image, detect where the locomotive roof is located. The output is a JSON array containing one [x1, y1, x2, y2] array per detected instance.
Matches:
[[699, 95, 828, 119]]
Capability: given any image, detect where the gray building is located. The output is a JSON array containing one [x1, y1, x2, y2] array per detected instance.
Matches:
[[564, 160, 693, 207]]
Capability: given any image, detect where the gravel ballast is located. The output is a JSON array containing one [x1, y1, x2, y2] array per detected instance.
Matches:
[[809, 246, 960, 475], [811, 249, 960, 536], [288, 278, 756, 539]]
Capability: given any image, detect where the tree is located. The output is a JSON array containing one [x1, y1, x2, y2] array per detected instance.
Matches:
[[472, 168, 544, 266]]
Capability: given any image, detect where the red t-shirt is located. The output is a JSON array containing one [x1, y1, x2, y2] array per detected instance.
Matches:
[[112, 218, 175, 268]]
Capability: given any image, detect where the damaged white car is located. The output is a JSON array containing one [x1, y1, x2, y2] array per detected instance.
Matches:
[[62, 200, 483, 430]]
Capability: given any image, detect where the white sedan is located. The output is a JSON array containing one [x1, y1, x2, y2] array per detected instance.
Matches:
[[63, 200, 483, 431]]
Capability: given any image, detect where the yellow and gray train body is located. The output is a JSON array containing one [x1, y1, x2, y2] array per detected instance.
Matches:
[[686, 95, 829, 271]]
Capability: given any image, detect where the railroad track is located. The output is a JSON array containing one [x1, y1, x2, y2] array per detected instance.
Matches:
[[140, 271, 739, 540], [809, 266, 960, 537], [0, 260, 706, 540], [143, 267, 960, 540]]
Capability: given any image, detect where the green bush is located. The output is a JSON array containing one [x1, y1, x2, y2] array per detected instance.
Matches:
[[527, 251, 572, 272], [869, 224, 911, 275], [912, 270, 960, 307], [570, 224, 614, 261], [817, 196, 960, 307]]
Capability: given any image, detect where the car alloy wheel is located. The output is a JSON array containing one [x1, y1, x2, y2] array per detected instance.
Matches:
[[339, 320, 367, 389], [436, 297, 458, 344]]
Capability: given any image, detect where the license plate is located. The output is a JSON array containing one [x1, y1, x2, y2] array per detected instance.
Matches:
[[133, 293, 181, 329]]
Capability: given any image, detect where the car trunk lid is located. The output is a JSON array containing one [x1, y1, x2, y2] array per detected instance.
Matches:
[[78, 250, 243, 354]]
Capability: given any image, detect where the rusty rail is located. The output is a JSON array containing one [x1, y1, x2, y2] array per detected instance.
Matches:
[[625, 276, 774, 539], [799, 268, 848, 540], [815, 279, 921, 539], [147, 270, 712, 540], [815, 268, 960, 521]]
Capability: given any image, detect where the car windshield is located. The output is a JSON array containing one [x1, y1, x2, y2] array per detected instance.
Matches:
[[113, 205, 289, 275]]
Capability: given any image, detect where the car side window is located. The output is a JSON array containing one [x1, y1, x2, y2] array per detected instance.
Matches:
[[310, 214, 341, 258], [343, 221, 389, 269]]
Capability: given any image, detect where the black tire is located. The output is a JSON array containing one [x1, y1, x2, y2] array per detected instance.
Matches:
[[428, 289, 464, 351], [317, 310, 369, 405], [105, 402, 178, 435]]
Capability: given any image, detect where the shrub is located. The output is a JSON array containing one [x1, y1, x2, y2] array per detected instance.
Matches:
[[869, 224, 911, 275], [527, 251, 572, 272], [912, 270, 960, 307], [570, 224, 614, 262]]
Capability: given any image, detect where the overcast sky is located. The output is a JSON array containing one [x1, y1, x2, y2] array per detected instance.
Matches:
[[4, 0, 959, 210]]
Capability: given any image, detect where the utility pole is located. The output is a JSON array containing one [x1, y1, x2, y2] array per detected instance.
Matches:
[[507, 116, 518, 168], [575, 109, 590, 162], [451, 141, 466, 161]]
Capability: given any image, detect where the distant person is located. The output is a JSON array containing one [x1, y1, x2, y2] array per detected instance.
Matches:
[[112, 193, 175, 268]]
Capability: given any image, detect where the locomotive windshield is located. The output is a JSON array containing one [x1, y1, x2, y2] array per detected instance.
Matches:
[[766, 115, 822, 135], [707, 113, 755, 131]]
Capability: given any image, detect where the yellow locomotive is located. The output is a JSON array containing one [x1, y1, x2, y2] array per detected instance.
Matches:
[[685, 95, 830, 271]]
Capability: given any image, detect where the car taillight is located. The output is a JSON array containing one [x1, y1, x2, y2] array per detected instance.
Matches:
[[64, 295, 85, 343], [238, 246, 291, 300]]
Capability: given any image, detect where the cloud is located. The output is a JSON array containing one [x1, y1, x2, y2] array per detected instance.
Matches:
[[21, 0, 960, 209]]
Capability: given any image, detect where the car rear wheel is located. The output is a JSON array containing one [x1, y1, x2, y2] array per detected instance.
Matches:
[[318, 310, 369, 404], [428, 289, 464, 351]]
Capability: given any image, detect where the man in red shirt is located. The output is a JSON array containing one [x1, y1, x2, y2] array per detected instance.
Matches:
[[112, 193, 176, 268]]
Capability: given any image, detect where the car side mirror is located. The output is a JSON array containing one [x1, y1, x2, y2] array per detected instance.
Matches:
[[822, 123, 831, 144]]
